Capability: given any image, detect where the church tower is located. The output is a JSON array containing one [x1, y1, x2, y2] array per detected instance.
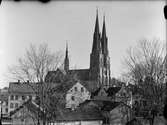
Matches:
[[64, 43, 69, 72], [89, 11, 111, 87], [89, 10, 104, 86], [101, 15, 111, 87]]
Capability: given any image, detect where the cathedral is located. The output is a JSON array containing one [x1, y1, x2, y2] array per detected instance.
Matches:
[[45, 11, 111, 88]]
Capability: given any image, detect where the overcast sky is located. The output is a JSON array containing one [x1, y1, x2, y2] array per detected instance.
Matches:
[[0, 1, 166, 88]]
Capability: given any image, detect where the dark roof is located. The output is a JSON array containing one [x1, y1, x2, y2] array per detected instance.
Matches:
[[79, 99, 122, 112], [91, 87, 101, 97], [8, 82, 37, 94], [68, 69, 90, 81], [45, 69, 66, 83], [54, 108, 104, 121], [10, 99, 43, 117], [105, 87, 121, 97], [101, 101, 121, 111], [80, 80, 99, 93]]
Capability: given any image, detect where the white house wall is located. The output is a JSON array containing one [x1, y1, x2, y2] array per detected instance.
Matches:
[[66, 82, 90, 109]]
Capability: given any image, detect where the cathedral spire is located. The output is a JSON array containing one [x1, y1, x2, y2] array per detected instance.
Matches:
[[92, 9, 101, 54], [94, 8, 100, 34], [102, 14, 106, 38], [64, 42, 69, 72], [101, 13, 108, 55]]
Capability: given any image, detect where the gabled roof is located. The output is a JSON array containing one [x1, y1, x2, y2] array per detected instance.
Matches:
[[10, 99, 43, 117], [80, 80, 99, 93], [54, 108, 104, 121], [64, 80, 99, 94], [45, 68, 66, 83], [8, 82, 37, 94], [79, 99, 122, 112], [105, 87, 121, 97]]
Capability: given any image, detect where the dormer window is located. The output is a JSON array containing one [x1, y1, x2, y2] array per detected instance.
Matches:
[[74, 87, 77, 92]]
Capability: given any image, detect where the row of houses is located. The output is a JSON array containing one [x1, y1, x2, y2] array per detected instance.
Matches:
[[0, 79, 134, 125]]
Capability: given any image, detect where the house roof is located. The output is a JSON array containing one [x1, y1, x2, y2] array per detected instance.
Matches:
[[79, 99, 123, 112], [8, 82, 37, 94], [54, 108, 104, 121], [105, 87, 121, 97], [10, 99, 43, 117]]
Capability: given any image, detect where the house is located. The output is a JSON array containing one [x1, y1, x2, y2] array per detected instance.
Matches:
[[65, 80, 99, 110], [10, 99, 104, 125], [8, 81, 37, 113], [0, 88, 9, 117], [79, 99, 131, 125], [49, 108, 104, 125], [10, 99, 44, 125], [66, 81, 91, 109]]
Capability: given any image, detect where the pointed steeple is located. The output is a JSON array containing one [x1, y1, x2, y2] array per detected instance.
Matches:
[[101, 14, 108, 55], [92, 9, 101, 54], [64, 42, 69, 72], [102, 14, 106, 38], [94, 9, 100, 34]]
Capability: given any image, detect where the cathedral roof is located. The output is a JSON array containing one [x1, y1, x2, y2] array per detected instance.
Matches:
[[68, 69, 90, 81]]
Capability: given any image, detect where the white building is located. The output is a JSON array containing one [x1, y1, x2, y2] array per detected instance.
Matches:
[[66, 81, 91, 109], [8, 81, 36, 113]]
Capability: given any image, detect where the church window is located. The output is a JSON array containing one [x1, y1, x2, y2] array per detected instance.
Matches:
[[71, 96, 75, 101], [81, 87, 84, 92]]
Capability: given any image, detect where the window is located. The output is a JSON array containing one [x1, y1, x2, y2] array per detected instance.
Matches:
[[81, 87, 84, 92], [15, 95, 18, 100], [5, 108, 8, 113], [10, 103, 14, 108], [6, 102, 8, 106], [10, 95, 14, 100], [74, 87, 77, 92], [15, 103, 18, 108], [71, 96, 75, 101], [29, 95, 32, 99], [22, 96, 25, 100]]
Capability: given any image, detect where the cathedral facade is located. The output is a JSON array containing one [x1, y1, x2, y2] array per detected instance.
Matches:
[[45, 11, 111, 88]]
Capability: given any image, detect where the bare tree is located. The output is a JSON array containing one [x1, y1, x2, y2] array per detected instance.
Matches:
[[8, 43, 63, 83], [122, 39, 166, 125], [8, 43, 64, 125]]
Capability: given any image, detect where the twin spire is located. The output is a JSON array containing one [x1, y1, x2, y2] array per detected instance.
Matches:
[[94, 9, 107, 37], [93, 9, 108, 55], [64, 10, 108, 72]]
